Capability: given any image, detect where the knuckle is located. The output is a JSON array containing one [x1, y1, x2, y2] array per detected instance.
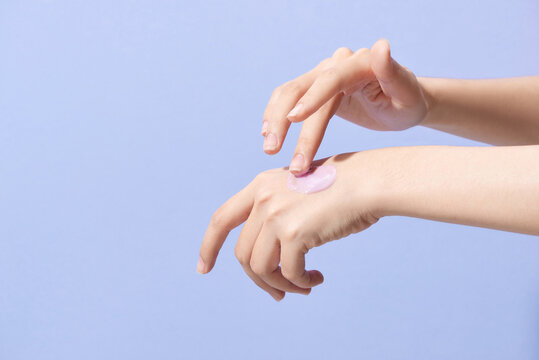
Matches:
[[306, 233, 324, 249], [255, 186, 274, 204], [250, 258, 268, 276], [271, 85, 283, 98], [355, 47, 370, 56], [234, 246, 250, 266], [402, 66, 414, 76], [210, 207, 225, 228], [253, 171, 266, 185], [265, 204, 284, 222], [317, 58, 333, 71], [281, 223, 301, 243], [281, 81, 302, 96], [253, 170, 271, 186], [319, 67, 340, 86], [333, 46, 353, 57], [254, 170, 269, 181], [281, 266, 297, 282]]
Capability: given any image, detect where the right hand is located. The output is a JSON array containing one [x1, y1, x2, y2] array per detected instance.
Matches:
[[261, 38, 429, 175]]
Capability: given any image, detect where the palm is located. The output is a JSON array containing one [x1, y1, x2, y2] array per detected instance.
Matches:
[[335, 79, 428, 131]]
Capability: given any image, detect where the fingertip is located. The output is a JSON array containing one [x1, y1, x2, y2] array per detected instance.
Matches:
[[287, 115, 304, 123], [371, 41, 393, 83], [263, 146, 280, 155], [263, 133, 280, 154], [289, 153, 308, 175], [300, 287, 312, 296], [372, 38, 390, 63], [272, 291, 286, 302], [287, 103, 305, 122], [289, 168, 309, 177], [384, 39, 391, 56], [373, 38, 390, 54], [308, 270, 324, 286], [196, 256, 209, 274]]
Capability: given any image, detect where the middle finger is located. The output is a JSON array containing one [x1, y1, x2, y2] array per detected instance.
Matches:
[[235, 206, 285, 301], [261, 60, 328, 154]]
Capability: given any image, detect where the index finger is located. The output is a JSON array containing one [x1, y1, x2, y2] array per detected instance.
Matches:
[[287, 48, 374, 123], [261, 64, 324, 155], [198, 181, 256, 274], [289, 93, 342, 175]]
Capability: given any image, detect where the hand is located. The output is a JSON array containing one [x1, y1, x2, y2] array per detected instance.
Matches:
[[197, 152, 381, 301], [261, 38, 429, 176]]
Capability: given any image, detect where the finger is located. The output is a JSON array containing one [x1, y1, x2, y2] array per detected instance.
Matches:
[[234, 206, 285, 301], [289, 93, 343, 175], [249, 224, 311, 294], [198, 181, 256, 274], [262, 67, 322, 155], [287, 48, 373, 123], [242, 264, 286, 301], [370, 38, 421, 106], [280, 240, 324, 289]]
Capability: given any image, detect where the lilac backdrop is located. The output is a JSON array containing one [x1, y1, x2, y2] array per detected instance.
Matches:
[[1, 1, 538, 359]]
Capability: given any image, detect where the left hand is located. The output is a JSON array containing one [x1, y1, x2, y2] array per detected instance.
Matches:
[[197, 152, 381, 301]]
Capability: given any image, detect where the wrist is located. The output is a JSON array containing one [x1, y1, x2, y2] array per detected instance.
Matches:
[[417, 77, 443, 127], [337, 149, 398, 221], [348, 146, 430, 221]]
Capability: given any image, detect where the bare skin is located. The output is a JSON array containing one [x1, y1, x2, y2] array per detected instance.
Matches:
[[260, 39, 539, 174], [198, 39, 539, 301]]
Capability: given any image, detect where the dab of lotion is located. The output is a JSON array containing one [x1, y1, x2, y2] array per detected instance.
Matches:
[[286, 165, 337, 194]]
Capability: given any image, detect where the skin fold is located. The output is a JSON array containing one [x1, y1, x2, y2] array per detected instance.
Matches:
[[198, 38, 539, 301]]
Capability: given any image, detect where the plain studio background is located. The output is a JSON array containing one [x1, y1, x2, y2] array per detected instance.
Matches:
[[1, 1, 538, 359]]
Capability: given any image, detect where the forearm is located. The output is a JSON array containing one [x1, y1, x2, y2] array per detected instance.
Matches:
[[419, 77, 539, 145], [360, 145, 539, 235]]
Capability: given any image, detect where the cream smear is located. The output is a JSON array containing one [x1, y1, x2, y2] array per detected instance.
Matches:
[[286, 165, 337, 194]]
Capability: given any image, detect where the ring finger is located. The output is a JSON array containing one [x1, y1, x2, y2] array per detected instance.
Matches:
[[234, 206, 285, 301]]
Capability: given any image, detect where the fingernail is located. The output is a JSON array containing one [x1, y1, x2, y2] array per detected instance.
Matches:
[[289, 153, 305, 172], [261, 121, 269, 135], [287, 103, 304, 119], [263, 133, 277, 150], [196, 256, 206, 274]]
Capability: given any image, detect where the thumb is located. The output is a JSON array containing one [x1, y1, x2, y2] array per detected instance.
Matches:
[[371, 38, 421, 106]]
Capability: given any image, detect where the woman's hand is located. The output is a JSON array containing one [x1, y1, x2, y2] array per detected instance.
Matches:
[[197, 153, 381, 301], [261, 38, 429, 175], [198, 145, 539, 300]]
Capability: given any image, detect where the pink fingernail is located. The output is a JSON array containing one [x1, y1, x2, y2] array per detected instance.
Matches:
[[264, 133, 277, 150], [289, 153, 305, 173], [287, 103, 304, 119], [196, 256, 206, 274], [261, 121, 269, 135]]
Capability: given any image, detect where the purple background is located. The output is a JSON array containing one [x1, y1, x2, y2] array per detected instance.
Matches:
[[1, 1, 538, 359]]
